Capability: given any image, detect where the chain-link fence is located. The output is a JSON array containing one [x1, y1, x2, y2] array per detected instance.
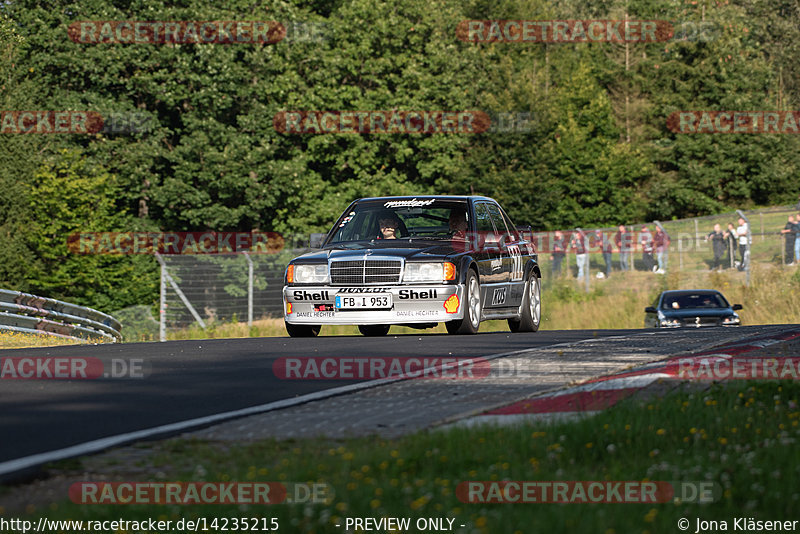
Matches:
[[155, 205, 799, 339], [157, 251, 298, 337]]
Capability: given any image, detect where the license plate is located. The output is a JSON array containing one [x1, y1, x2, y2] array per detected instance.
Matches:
[[335, 294, 393, 310]]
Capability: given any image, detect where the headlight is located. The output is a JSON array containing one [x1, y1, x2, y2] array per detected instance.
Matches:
[[292, 264, 329, 284], [659, 317, 681, 327], [722, 315, 740, 325], [403, 262, 456, 282]]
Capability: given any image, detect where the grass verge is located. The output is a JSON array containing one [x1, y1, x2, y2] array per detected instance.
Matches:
[[19, 380, 800, 533], [0, 331, 104, 350]]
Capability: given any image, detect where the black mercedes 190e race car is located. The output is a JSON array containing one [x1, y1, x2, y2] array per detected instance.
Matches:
[[283, 196, 541, 337]]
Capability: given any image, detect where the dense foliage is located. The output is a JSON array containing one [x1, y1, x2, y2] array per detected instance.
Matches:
[[1, 0, 799, 310]]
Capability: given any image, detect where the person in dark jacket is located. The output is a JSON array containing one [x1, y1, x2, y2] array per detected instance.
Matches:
[[724, 222, 737, 268], [781, 215, 798, 265], [596, 230, 613, 278], [551, 230, 567, 277], [640, 225, 655, 272], [705, 223, 726, 270]]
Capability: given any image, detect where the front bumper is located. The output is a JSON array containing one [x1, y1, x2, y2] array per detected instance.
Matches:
[[284, 284, 464, 325]]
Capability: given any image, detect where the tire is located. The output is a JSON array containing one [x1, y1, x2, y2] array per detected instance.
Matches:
[[508, 274, 541, 333], [285, 322, 321, 337], [358, 324, 391, 336], [446, 269, 481, 334]]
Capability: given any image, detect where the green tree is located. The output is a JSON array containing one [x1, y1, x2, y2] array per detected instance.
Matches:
[[26, 149, 157, 311], [0, 10, 42, 290]]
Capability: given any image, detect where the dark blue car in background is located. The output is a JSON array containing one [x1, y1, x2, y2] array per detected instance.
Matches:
[[644, 289, 743, 328]]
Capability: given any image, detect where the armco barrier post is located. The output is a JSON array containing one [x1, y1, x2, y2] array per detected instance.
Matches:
[[694, 218, 700, 249], [244, 252, 254, 327], [159, 254, 166, 342], [576, 228, 590, 293]]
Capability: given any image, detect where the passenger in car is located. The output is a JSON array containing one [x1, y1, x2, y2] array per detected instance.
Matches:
[[449, 209, 468, 238]]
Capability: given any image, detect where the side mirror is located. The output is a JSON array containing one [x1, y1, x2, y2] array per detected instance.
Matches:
[[309, 233, 326, 248], [732, 304, 743, 311], [644, 306, 657, 314]]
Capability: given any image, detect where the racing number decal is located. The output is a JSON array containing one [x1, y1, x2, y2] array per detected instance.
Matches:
[[508, 244, 523, 281]]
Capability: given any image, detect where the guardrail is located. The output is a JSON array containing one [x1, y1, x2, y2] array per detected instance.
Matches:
[[0, 290, 122, 342]]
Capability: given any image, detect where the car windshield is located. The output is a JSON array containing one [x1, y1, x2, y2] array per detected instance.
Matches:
[[661, 293, 729, 310], [327, 199, 469, 244]]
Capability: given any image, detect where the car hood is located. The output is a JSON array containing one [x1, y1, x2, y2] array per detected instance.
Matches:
[[292, 242, 460, 263], [659, 308, 737, 318]]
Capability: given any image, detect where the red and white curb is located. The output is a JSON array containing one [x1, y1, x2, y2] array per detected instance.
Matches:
[[456, 329, 800, 427]]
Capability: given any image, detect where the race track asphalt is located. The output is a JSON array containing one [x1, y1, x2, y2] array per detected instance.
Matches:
[[0, 328, 638, 465]]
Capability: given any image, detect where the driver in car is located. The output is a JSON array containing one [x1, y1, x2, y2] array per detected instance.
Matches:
[[378, 214, 400, 239]]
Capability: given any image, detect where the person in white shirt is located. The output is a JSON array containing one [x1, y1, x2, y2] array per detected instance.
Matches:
[[736, 217, 750, 270]]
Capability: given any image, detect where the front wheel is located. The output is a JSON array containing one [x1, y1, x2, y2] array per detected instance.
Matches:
[[446, 269, 481, 334], [285, 322, 321, 337], [509, 274, 541, 333], [358, 324, 391, 336]]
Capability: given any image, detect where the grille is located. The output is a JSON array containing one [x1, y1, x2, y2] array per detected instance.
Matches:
[[682, 317, 720, 327], [330, 259, 402, 285]]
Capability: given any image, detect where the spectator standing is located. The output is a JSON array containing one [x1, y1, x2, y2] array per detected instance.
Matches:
[[781, 215, 798, 265], [551, 230, 566, 276], [654, 226, 669, 274], [596, 230, 613, 278], [614, 224, 631, 271], [640, 225, 655, 272], [736, 217, 750, 270], [571, 229, 588, 279], [795, 213, 800, 263], [705, 224, 726, 270], [724, 222, 737, 268]]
